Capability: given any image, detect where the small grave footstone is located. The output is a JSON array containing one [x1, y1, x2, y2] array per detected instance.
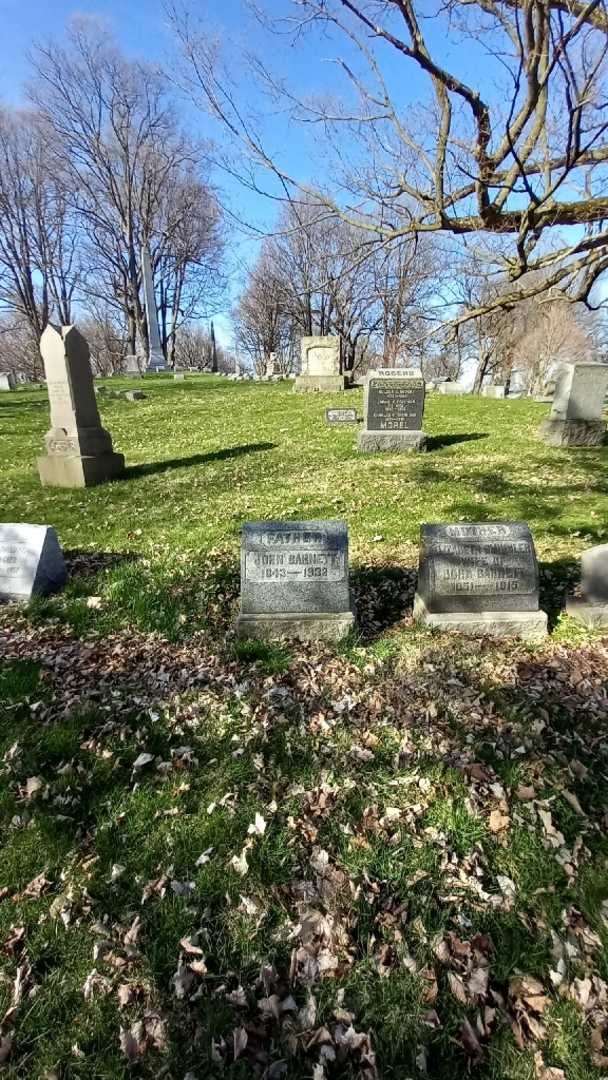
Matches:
[[0, 524, 67, 601], [566, 544, 608, 627], [358, 368, 427, 452], [326, 407, 357, 425], [124, 390, 147, 401], [437, 381, 466, 395], [236, 520, 355, 642], [413, 522, 547, 640], [538, 363, 608, 447], [0, 372, 15, 391], [37, 325, 125, 488], [174, 372, 185, 382], [294, 336, 350, 393]]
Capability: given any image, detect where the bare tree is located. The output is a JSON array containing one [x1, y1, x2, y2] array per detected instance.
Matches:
[[234, 244, 293, 374], [173, 0, 608, 327], [511, 299, 592, 393], [0, 107, 80, 338], [30, 17, 225, 357]]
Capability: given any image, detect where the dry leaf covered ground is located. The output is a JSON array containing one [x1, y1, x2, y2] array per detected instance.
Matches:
[[1, 376, 608, 1079]]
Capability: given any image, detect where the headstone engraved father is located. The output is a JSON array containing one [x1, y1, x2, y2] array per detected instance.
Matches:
[[37, 325, 125, 488], [413, 521, 547, 639], [0, 524, 67, 602], [236, 520, 355, 641], [358, 368, 427, 452]]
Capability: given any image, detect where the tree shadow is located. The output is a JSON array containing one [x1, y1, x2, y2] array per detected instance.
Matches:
[[64, 549, 140, 578], [351, 564, 417, 640], [123, 443, 276, 479], [426, 432, 489, 451], [539, 556, 579, 629]]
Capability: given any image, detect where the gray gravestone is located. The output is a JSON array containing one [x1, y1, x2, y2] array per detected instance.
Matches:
[[358, 368, 427, 452], [566, 544, 608, 627], [124, 353, 142, 376], [294, 336, 350, 393], [326, 407, 357, 424], [124, 390, 147, 401], [0, 372, 15, 391], [0, 524, 67, 601], [37, 325, 125, 488], [174, 372, 185, 382], [481, 385, 506, 399], [413, 522, 547, 639], [236, 520, 355, 641], [538, 363, 608, 447]]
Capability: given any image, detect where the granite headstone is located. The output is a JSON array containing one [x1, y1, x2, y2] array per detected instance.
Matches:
[[236, 520, 355, 641], [358, 368, 427, 452], [37, 325, 125, 488], [294, 336, 349, 393], [566, 544, 608, 627], [538, 363, 608, 447], [0, 372, 15, 391], [414, 521, 547, 639], [0, 524, 67, 601]]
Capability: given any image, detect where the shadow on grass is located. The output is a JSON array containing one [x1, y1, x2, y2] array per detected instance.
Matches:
[[64, 548, 140, 579], [426, 432, 489, 451], [351, 564, 417, 640], [123, 442, 276, 479]]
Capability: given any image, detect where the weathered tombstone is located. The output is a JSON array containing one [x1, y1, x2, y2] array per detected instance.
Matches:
[[37, 325, 125, 488], [538, 363, 608, 447], [437, 381, 466, 395], [326, 407, 357, 425], [566, 545, 608, 627], [481, 385, 506, 399], [0, 372, 15, 391], [124, 353, 142, 376], [358, 368, 426, 452], [294, 336, 349, 393], [174, 372, 185, 382], [413, 521, 547, 639], [141, 245, 166, 372], [124, 390, 147, 401], [236, 520, 355, 641], [0, 524, 67, 602]]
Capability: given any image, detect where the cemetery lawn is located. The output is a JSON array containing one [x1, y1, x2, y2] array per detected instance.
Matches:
[[2, 375, 608, 1080]]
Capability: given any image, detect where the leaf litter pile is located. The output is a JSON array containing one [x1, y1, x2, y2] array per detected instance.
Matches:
[[1, 603, 608, 1079]]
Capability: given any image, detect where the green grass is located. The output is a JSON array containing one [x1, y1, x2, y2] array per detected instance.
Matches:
[[1, 375, 608, 1078]]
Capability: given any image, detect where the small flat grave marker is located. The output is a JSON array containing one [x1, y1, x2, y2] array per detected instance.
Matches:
[[236, 520, 355, 641], [0, 524, 67, 602], [326, 407, 357, 424], [414, 521, 547, 639]]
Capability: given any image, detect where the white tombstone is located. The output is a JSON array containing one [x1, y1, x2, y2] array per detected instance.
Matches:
[[481, 385, 506, 399], [294, 336, 349, 392], [437, 381, 466, 395], [0, 524, 67, 601], [0, 372, 15, 391]]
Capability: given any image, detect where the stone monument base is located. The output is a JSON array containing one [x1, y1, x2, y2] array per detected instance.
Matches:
[[538, 418, 606, 447], [294, 375, 350, 393], [565, 595, 608, 628], [236, 610, 355, 642], [358, 430, 427, 453], [38, 452, 125, 489], [413, 593, 547, 641]]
